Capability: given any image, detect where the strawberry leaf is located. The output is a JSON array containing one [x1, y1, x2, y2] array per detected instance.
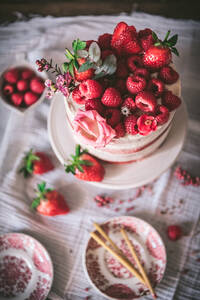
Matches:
[[62, 62, 69, 73], [77, 164, 84, 173], [152, 31, 158, 41], [19, 149, 40, 178], [164, 30, 171, 42], [31, 197, 41, 209], [38, 182, 46, 193], [79, 160, 93, 166], [65, 48, 74, 61], [168, 34, 178, 46], [171, 47, 179, 56], [68, 61, 74, 76], [73, 59, 79, 70], [78, 61, 94, 72], [76, 144, 81, 156]]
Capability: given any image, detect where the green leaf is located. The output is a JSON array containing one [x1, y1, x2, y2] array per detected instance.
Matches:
[[79, 160, 93, 166], [38, 182, 46, 193], [171, 47, 179, 56], [76, 40, 86, 51], [152, 31, 158, 41], [93, 72, 105, 79], [77, 164, 84, 173], [68, 61, 74, 77], [65, 48, 74, 61], [73, 59, 79, 70], [154, 42, 161, 47], [164, 30, 171, 42], [72, 39, 78, 53], [78, 61, 94, 72], [168, 34, 178, 46], [76, 145, 81, 156], [62, 62, 69, 73], [31, 197, 41, 209]]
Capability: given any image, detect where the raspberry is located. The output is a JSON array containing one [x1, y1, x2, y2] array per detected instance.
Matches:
[[134, 68, 150, 79], [114, 122, 125, 138], [21, 68, 35, 80], [135, 91, 157, 113], [74, 58, 94, 82], [124, 36, 141, 55], [147, 78, 164, 98], [17, 79, 29, 92], [155, 105, 170, 125], [3, 84, 14, 96], [11, 93, 23, 106], [167, 225, 182, 241], [138, 28, 154, 51], [79, 79, 103, 100], [4, 68, 19, 84], [98, 33, 112, 50], [101, 87, 122, 108], [162, 91, 181, 111], [159, 66, 179, 84], [137, 114, 157, 135], [24, 91, 39, 106], [85, 98, 104, 115], [105, 108, 121, 127], [126, 75, 146, 95], [72, 86, 86, 105], [30, 77, 45, 94], [127, 55, 143, 72], [124, 115, 138, 135], [101, 50, 114, 60], [115, 79, 127, 94], [122, 97, 136, 112], [116, 59, 129, 78], [111, 22, 129, 44]]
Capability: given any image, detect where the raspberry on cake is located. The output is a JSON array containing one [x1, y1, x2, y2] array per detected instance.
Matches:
[[36, 22, 182, 163]]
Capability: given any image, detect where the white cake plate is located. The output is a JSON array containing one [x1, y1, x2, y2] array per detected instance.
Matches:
[[48, 93, 187, 190]]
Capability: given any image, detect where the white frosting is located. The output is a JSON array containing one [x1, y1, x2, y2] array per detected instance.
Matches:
[[64, 70, 181, 163]]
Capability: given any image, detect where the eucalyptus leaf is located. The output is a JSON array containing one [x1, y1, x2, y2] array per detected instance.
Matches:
[[102, 54, 117, 75], [78, 61, 94, 72], [88, 42, 101, 63], [77, 50, 88, 58]]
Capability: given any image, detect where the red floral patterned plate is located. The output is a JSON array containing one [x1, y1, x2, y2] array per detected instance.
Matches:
[[84, 216, 166, 299], [0, 233, 53, 300]]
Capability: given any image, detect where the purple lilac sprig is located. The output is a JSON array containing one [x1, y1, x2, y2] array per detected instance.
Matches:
[[36, 58, 62, 75]]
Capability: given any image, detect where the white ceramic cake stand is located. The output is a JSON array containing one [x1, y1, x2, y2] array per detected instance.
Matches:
[[48, 93, 187, 190]]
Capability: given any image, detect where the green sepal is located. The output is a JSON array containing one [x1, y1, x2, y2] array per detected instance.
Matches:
[[31, 181, 53, 210], [65, 48, 74, 61], [68, 61, 74, 76], [31, 197, 41, 209], [18, 149, 40, 178]]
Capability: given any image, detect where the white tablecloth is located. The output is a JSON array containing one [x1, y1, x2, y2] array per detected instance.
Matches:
[[0, 13, 200, 300]]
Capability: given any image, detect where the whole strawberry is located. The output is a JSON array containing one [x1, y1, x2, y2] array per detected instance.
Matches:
[[65, 145, 105, 182], [101, 87, 122, 108], [143, 31, 179, 70], [19, 149, 54, 177], [32, 182, 69, 216], [167, 225, 182, 241], [74, 58, 94, 82]]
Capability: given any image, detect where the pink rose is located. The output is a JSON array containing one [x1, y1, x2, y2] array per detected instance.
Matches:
[[137, 114, 157, 135], [73, 109, 116, 147]]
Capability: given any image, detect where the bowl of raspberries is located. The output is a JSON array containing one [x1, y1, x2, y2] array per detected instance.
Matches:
[[0, 62, 47, 113]]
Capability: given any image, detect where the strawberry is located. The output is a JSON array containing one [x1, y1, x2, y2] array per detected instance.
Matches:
[[3, 84, 14, 96], [127, 55, 143, 72], [4, 68, 19, 84], [105, 108, 121, 127], [65, 145, 105, 182], [30, 77, 45, 94], [147, 78, 164, 97], [85, 98, 105, 115], [101, 87, 122, 107], [74, 58, 94, 82], [114, 122, 125, 138], [167, 225, 182, 241], [11, 93, 23, 106], [112, 22, 129, 43], [98, 33, 112, 50], [159, 66, 179, 84], [24, 91, 39, 106], [134, 68, 150, 79], [72, 86, 86, 105], [116, 59, 129, 78], [31, 182, 69, 216], [162, 91, 181, 111], [143, 31, 179, 70], [79, 79, 103, 100], [124, 115, 138, 135], [137, 114, 157, 135], [155, 105, 170, 125], [19, 149, 54, 177], [17, 79, 29, 92], [126, 75, 146, 95], [21, 68, 35, 80], [138, 28, 154, 51], [135, 91, 157, 112]]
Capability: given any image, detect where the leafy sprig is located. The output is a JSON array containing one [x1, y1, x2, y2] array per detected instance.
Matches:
[[65, 145, 92, 175], [152, 30, 179, 56], [19, 149, 40, 178], [32, 182, 53, 209]]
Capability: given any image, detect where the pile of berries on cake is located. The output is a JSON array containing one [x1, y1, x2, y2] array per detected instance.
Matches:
[[2, 67, 45, 107], [71, 22, 181, 137]]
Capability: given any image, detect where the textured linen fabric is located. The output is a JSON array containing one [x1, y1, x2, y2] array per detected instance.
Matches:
[[0, 13, 200, 300]]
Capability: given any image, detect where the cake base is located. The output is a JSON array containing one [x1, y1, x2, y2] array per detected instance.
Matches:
[[48, 93, 187, 189]]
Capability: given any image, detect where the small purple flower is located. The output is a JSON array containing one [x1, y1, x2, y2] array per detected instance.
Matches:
[[45, 79, 52, 87], [64, 72, 72, 85], [46, 89, 54, 99], [60, 86, 69, 98], [56, 75, 65, 89]]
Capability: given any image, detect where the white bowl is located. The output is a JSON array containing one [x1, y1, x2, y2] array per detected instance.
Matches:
[[0, 60, 48, 115]]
